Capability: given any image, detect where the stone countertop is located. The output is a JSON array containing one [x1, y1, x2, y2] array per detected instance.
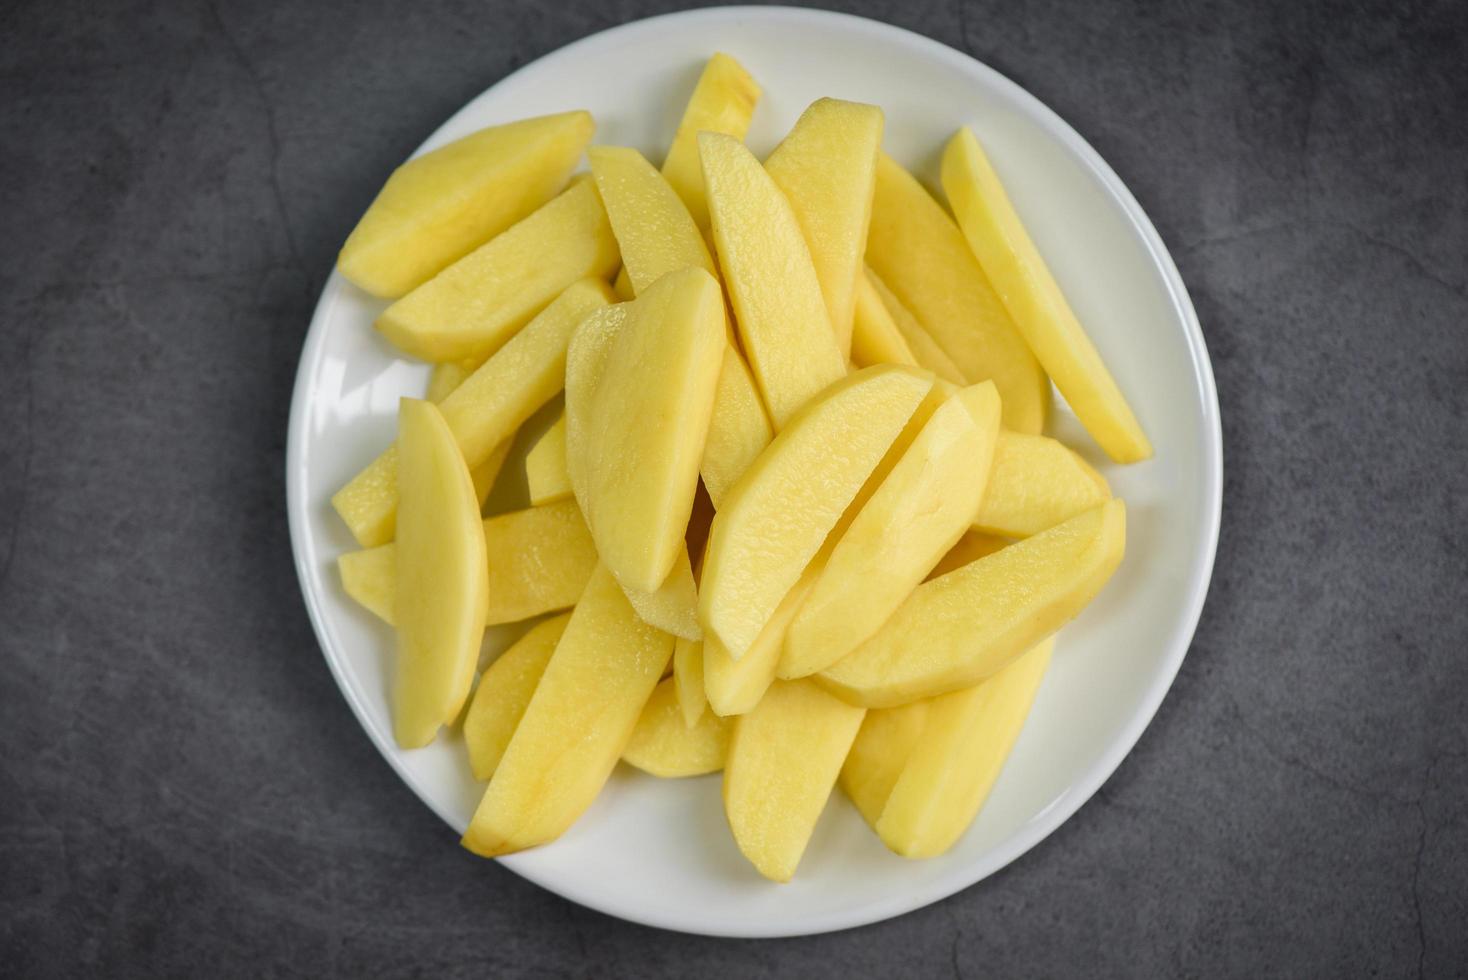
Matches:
[[2, 0, 1464, 976]]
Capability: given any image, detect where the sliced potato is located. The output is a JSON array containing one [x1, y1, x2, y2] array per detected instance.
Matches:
[[941, 128, 1151, 462], [620, 546, 702, 641], [867, 154, 1049, 433], [673, 634, 707, 727], [864, 267, 965, 385], [622, 677, 731, 777], [661, 53, 761, 234], [927, 529, 1011, 580], [339, 111, 594, 298], [701, 131, 847, 429], [699, 365, 933, 659], [333, 279, 614, 547], [462, 613, 570, 780], [377, 181, 620, 362], [392, 399, 488, 748], [875, 636, 1053, 857], [765, 98, 885, 357], [850, 269, 920, 370], [590, 145, 714, 291], [976, 431, 1112, 538], [567, 267, 725, 593], [524, 411, 571, 505], [723, 679, 866, 882], [338, 498, 598, 628], [462, 564, 673, 857], [819, 500, 1124, 707], [781, 382, 1002, 678], [840, 699, 931, 827]]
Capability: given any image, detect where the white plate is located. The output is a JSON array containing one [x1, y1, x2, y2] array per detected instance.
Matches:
[[286, 6, 1221, 938]]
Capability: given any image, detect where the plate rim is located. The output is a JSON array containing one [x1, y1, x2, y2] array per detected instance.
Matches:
[[285, 4, 1223, 938]]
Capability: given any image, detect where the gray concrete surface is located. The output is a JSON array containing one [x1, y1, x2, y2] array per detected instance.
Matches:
[[2, 0, 1465, 976]]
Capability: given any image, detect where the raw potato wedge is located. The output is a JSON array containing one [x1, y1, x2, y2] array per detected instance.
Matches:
[[524, 411, 571, 505], [673, 634, 707, 727], [622, 677, 731, 777], [840, 699, 931, 827], [620, 546, 702, 641], [462, 564, 674, 856], [377, 181, 620, 362], [662, 53, 761, 235], [698, 365, 933, 659], [781, 382, 1002, 678], [864, 267, 965, 385], [928, 529, 1010, 579], [462, 613, 570, 781], [704, 558, 821, 717], [723, 679, 866, 882], [867, 154, 1049, 433], [391, 399, 488, 749], [338, 498, 598, 628], [586, 141, 773, 509], [819, 500, 1125, 707], [567, 267, 725, 592], [850, 269, 921, 370], [700, 349, 774, 508], [426, 360, 474, 402], [590, 145, 714, 292], [339, 111, 595, 298], [941, 128, 1151, 462], [765, 98, 885, 357], [875, 636, 1053, 858], [333, 279, 614, 547], [701, 131, 847, 429], [976, 431, 1111, 538]]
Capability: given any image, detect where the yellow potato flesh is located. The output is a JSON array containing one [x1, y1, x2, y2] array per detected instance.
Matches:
[[976, 430, 1112, 538], [781, 382, 1002, 678], [673, 634, 707, 727], [590, 145, 714, 292], [426, 360, 473, 402], [338, 111, 595, 299], [703, 558, 820, 717], [698, 365, 933, 659], [723, 679, 866, 882], [864, 267, 966, 385], [701, 131, 847, 429], [765, 98, 885, 358], [840, 699, 930, 827], [941, 128, 1151, 463], [819, 500, 1124, 707], [620, 546, 701, 640], [586, 143, 772, 510], [462, 613, 570, 781], [376, 181, 620, 362], [875, 636, 1053, 857], [622, 677, 731, 777], [524, 411, 571, 505], [850, 269, 920, 370], [661, 53, 761, 236], [392, 399, 488, 749], [338, 498, 598, 628], [927, 529, 1011, 579], [332, 279, 613, 547], [867, 154, 1049, 433], [567, 267, 726, 592], [700, 348, 773, 509], [462, 564, 674, 857], [700, 379, 947, 713]]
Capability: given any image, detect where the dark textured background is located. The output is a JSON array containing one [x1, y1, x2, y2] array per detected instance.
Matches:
[[3, 0, 1466, 976]]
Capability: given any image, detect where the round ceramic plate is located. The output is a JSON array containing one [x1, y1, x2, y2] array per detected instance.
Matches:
[[286, 6, 1221, 938]]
